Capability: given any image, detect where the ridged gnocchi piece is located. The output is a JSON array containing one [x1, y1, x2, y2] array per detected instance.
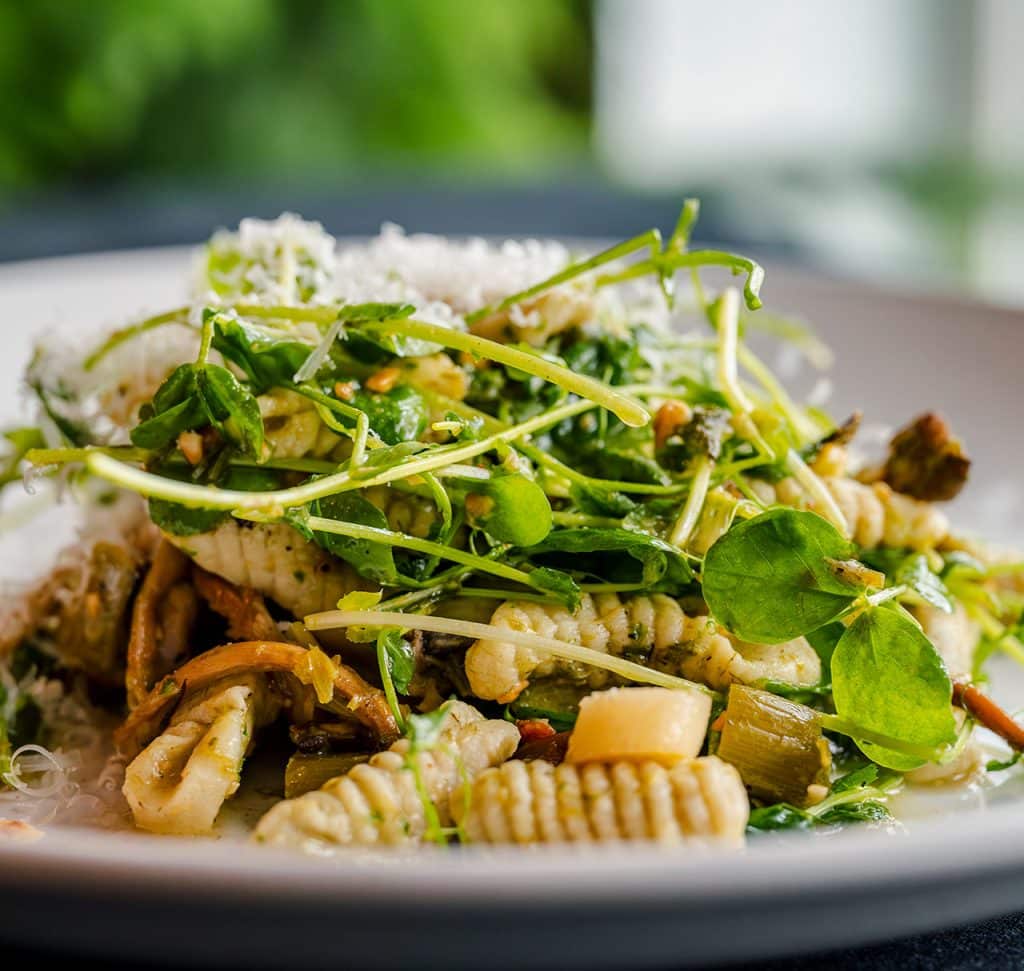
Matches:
[[363, 485, 438, 539], [823, 477, 948, 551], [253, 701, 519, 852], [456, 756, 748, 846], [258, 388, 345, 460], [678, 631, 821, 692], [464, 593, 821, 702], [758, 475, 948, 551], [123, 674, 279, 835], [165, 520, 370, 619]]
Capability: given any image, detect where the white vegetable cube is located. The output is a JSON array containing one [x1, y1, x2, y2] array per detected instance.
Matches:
[[565, 686, 712, 766]]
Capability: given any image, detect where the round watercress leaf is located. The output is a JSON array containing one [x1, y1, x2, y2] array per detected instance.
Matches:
[[831, 606, 956, 771], [468, 474, 552, 546], [702, 508, 863, 643]]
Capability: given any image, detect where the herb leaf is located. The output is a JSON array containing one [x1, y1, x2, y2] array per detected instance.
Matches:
[[211, 314, 312, 393], [377, 628, 416, 695], [130, 361, 264, 458], [311, 492, 398, 584], [702, 508, 864, 643], [467, 473, 552, 546], [831, 606, 957, 770]]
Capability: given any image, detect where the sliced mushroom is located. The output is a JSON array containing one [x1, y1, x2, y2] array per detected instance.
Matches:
[[115, 640, 399, 758], [192, 567, 281, 642], [126, 541, 193, 707]]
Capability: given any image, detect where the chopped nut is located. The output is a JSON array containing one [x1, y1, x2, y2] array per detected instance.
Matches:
[[177, 430, 204, 466], [365, 367, 401, 394], [653, 400, 692, 451], [333, 381, 356, 401]]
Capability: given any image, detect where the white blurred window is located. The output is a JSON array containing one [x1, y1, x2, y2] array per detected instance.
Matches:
[[595, 0, 1024, 300]]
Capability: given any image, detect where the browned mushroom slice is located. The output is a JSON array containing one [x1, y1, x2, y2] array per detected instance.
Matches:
[[115, 640, 400, 758], [125, 541, 194, 707], [882, 412, 971, 502], [192, 567, 281, 642]]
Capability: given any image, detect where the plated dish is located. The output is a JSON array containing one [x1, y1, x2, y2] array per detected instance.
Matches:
[[1, 203, 1022, 856]]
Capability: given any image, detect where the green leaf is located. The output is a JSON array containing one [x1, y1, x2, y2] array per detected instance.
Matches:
[[310, 492, 398, 584], [211, 314, 312, 393], [350, 385, 428, 445], [806, 621, 845, 675], [148, 499, 228, 537], [746, 803, 816, 833], [0, 427, 45, 487], [817, 801, 893, 825], [130, 361, 264, 458], [196, 364, 264, 458], [570, 483, 636, 518], [831, 606, 957, 770], [527, 527, 694, 588], [147, 467, 281, 536], [466, 473, 552, 546], [377, 628, 416, 695], [526, 567, 581, 610], [702, 508, 864, 643], [829, 763, 879, 794], [896, 554, 953, 613]]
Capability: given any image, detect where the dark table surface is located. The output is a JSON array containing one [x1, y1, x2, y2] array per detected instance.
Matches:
[[2, 913, 1022, 970], [0, 184, 1014, 971]]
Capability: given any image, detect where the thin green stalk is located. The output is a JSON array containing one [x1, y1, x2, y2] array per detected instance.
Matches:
[[84, 395, 601, 511], [818, 713, 945, 762], [597, 250, 765, 310], [305, 515, 540, 589], [306, 609, 716, 698], [359, 318, 650, 428], [669, 455, 713, 547], [737, 344, 820, 445], [464, 230, 662, 324]]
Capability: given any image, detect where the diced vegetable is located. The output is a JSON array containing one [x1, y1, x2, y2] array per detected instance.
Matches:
[[284, 752, 371, 799], [565, 686, 712, 766], [717, 684, 831, 807]]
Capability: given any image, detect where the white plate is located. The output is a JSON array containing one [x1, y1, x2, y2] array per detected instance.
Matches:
[[1, 246, 1023, 968]]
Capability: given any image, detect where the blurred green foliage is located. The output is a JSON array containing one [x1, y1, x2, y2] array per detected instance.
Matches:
[[0, 0, 591, 194]]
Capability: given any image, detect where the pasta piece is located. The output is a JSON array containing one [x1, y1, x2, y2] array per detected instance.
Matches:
[[165, 519, 371, 619], [258, 388, 344, 460], [824, 477, 948, 551], [253, 701, 519, 852], [464, 593, 820, 702], [754, 475, 948, 551], [456, 756, 748, 846], [363, 485, 438, 539], [123, 674, 279, 835], [678, 632, 821, 692]]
